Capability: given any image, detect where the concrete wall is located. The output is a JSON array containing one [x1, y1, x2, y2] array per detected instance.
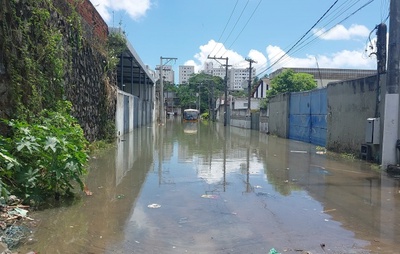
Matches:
[[116, 91, 154, 136], [230, 109, 250, 129], [232, 98, 260, 110], [268, 93, 290, 138], [326, 75, 379, 157], [259, 109, 268, 134]]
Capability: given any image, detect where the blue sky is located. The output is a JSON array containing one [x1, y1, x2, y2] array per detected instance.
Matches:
[[90, 0, 390, 78]]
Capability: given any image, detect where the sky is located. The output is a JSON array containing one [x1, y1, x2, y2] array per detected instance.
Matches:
[[89, 0, 390, 79]]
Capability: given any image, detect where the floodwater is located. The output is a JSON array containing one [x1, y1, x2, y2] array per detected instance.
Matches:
[[17, 118, 400, 254]]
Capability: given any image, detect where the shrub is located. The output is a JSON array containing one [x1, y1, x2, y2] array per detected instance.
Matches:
[[0, 101, 89, 204]]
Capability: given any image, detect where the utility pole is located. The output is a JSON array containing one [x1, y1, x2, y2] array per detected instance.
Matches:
[[208, 56, 230, 126], [197, 83, 202, 112], [159, 57, 177, 124], [382, 0, 400, 167], [245, 58, 256, 111]]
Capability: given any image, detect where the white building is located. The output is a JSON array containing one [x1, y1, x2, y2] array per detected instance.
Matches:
[[156, 65, 175, 84], [252, 78, 270, 99], [179, 65, 195, 84], [230, 68, 256, 91], [203, 62, 256, 91]]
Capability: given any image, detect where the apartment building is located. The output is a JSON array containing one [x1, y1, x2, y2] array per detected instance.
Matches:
[[203, 62, 256, 91], [179, 65, 195, 84], [156, 65, 175, 84]]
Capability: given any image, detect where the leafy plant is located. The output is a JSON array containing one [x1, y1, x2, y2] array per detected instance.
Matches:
[[0, 101, 89, 204]]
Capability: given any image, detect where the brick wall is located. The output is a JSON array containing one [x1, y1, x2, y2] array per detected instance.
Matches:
[[65, 0, 108, 42]]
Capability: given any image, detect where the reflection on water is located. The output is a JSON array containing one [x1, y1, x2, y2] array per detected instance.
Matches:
[[183, 122, 198, 134], [17, 120, 400, 253]]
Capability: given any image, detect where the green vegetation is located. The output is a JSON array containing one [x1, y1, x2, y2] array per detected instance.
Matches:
[[106, 32, 127, 71], [175, 73, 224, 113], [267, 69, 317, 99], [0, 101, 88, 205], [0, 0, 116, 205]]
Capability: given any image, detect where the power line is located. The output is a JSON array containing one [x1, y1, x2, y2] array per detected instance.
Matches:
[[256, 0, 375, 78], [222, 0, 263, 57], [259, 0, 339, 74], [209, 0, 239, 56], [214, 0, 250, 56]]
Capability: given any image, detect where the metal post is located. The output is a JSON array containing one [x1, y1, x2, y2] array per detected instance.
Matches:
[[224, 58, 228, 126], [245, 58, 256, 111], [159, 57, 164, 124], [207, 55, 230, 126], [382, 0, 400, 167], [159, 57, 177, 124]]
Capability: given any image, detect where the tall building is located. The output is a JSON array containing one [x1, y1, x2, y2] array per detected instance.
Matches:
[[229, 67, 257, 91], [203, 62, 256, 91], [179, 65, 195, 84], [156, 65, 175, 84]]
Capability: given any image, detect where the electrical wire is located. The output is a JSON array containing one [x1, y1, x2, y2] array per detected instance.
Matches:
[[270, 0, 366, 68], [258, 0, 339, 75], [213, 0, 250, 57], [209, 0, 239, 56], [222, 0, 263, 57], [256, 0, 375, 78]]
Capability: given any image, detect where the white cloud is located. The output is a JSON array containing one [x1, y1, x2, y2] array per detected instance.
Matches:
[[263, 45, 376, 73], [187, 40, 269, 74], [313, 24, 370, 40], [248, 49, 267, 71], [90, 0, 151, 23], [186, 39, 376, 78]]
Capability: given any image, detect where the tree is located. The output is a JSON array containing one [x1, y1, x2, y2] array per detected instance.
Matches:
[[175, 73, 224, 112], [266, 69, 317, 98]]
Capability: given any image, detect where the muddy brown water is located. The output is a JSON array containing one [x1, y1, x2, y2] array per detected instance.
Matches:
[[17, 119, 400, 253]]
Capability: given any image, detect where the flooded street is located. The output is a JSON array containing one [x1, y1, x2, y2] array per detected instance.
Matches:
[[18, 118, 400, 254]]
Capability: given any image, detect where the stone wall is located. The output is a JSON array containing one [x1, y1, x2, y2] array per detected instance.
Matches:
[[65, 39, 117, 141], [0, 0, 117, 142]]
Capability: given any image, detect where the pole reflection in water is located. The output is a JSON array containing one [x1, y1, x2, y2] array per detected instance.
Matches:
[[16, 120, 400, 254]]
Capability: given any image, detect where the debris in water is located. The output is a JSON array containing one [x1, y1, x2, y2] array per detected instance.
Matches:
[[83, 185, 93, 196], [268, 248, 280, 254], [3, 225, 31, 249], [117, 194, 125, 199], [290, 150, 307, 154], [201, 194, 218, 199], [147, 204, 161, 209]]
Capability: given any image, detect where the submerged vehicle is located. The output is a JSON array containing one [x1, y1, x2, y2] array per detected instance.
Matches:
[[183, 109, 199, 122]]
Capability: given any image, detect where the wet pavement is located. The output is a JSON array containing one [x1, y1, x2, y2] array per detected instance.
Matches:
[[17, 118, 400, 253]]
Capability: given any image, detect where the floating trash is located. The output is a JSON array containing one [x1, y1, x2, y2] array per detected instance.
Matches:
[[178, 217, 188, 224], [147, 204, 161, 209], [201, 194, 218, 199], [269, 248, 280, 254], [290, 150, 307, 154], [3, 225, 31, 249]]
